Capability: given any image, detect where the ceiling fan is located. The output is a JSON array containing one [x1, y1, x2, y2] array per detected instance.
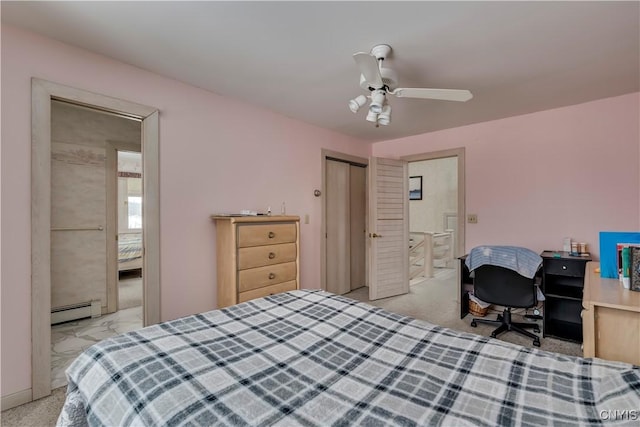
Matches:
[[349, 44, 473, 126]]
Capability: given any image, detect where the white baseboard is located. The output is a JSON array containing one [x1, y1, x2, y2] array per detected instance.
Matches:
[[1, 388, 32, 411], [51, 300, 101, 324]]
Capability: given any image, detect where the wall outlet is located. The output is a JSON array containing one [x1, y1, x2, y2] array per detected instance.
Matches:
[[467, 214, 478, 224]]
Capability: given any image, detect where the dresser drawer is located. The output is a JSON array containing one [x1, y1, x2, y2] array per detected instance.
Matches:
[[238, 280, 297, 303], [545, 259, 587, 277], [238, 261, 297, 292], [238, 243, 297, 270], [237, 223, 297, 248]]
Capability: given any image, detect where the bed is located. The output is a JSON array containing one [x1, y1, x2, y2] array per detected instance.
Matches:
[[118, 232, 143, 272], [57, 290, 639, 426]]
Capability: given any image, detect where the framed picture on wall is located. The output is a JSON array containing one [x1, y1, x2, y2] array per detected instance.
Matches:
[[409, 176, 422, 200]]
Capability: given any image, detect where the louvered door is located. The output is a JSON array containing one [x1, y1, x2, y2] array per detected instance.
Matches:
[[368, 157, 409, 300]]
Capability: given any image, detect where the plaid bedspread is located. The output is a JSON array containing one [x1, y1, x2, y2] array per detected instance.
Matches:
[[118, 233, 143, 263], [57, 290, 640, 426]]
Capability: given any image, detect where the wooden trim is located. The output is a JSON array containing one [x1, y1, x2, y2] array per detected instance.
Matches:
[[30, 78, 160, 401], [320, 149, 368, 291], [400, 147, 466, 260], [142, 111, 160, 326], [106, 143, 118, 313], [1, 388, 32, 411], [322, 149, 368, 167], [31, 80, 52, 400]]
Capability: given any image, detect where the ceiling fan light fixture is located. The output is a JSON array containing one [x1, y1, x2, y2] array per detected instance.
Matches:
[[351, 43, 473, 127], [369, 89, 386, 113], [348, 95, 368, 113], [378, 104, 391, 126]]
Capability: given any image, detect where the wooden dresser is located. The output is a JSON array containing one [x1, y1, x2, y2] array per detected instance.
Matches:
[[582, 261, 640, 365], [212, 215, 300, 308]]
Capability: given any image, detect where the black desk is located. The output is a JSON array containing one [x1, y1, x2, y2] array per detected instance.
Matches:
[[458, 255, 472, 318], [540, 250, 591, 343]]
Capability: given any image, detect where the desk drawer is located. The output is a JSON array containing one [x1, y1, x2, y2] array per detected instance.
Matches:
[[545, 259, 586, 277], [238, 262, 297, 292], [237, 223, 297, 248], [238, 243, 296, 270], [238, 280, 297, 303]]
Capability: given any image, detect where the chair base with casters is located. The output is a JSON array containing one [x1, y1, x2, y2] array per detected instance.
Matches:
[[471, 307, 541, 347], [467, 261, 542, 347]]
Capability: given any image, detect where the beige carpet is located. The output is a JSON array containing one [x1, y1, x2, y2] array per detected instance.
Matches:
[[1, 386, 66, 426], [344, 268, 582, 356]]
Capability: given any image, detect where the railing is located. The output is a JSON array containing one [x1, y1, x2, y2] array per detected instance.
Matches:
[[409, 231, 454, 279]]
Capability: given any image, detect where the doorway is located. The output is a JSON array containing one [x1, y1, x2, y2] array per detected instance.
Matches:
[[408, 156, 458, 281], [321, 150, 368, 294], [403, 148, 465, 261], [31, 79, 160, 400]]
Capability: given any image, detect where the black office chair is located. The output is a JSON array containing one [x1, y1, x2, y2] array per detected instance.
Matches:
[[470, 264, 541, 347]]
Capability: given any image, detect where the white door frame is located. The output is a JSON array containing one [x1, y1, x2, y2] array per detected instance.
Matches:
[[320, 149, 368, 291], [31, 78, 161, 400], [401, 147, 466, 259]]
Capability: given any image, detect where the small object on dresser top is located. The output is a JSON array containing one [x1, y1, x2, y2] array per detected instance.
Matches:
[[569, 251, 590, 257]]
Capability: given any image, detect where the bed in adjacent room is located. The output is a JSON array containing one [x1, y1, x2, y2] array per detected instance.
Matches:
[[118, 232, 142, 272], [57, 290, 639, 426]]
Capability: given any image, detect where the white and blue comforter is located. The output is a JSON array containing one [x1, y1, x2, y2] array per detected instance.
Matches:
[[58, 290, 640, 426]]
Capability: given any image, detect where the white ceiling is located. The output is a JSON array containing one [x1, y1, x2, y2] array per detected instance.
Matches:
[[2, 1, 639, 142]]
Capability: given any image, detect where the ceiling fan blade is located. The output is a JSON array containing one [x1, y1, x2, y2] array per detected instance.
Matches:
[[392, 88, 473, 102], [353, 52, 383, 88]]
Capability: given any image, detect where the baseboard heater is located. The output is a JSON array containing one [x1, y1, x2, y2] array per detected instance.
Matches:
[[51, 300, 101, 325]]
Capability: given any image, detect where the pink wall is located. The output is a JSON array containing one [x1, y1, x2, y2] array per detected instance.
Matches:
[[0, 26, 369, 397], [373, 93, 640, 257], [3, 24, 639, 401]]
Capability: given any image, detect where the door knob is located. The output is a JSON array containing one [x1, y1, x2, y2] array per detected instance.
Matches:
[[369, 233, 382, 238]]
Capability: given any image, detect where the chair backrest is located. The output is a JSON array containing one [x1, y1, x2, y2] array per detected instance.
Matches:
[[473, 265, 537, 308]]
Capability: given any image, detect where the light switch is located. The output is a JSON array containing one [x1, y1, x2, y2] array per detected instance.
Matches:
[[304, 214, 310, 224], [467, 214, 478, 224]]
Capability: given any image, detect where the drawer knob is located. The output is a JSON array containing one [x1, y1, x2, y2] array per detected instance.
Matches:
[[562, 265, 567, 270], [268, 273, 276, 280], [268, 252, 276, 259], [268, 231, 275, 239]]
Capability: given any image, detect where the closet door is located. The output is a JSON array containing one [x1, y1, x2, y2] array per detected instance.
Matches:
[[326, 159, 351, 294], [350, 164, 366, 290]]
